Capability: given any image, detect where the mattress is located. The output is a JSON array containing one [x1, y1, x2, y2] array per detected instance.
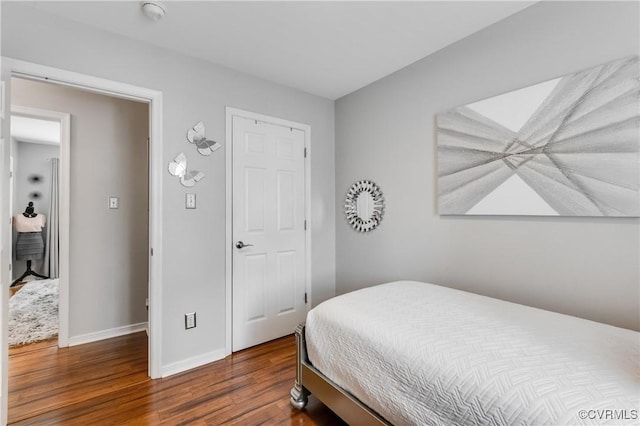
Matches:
[[305, 281, 639, 425]]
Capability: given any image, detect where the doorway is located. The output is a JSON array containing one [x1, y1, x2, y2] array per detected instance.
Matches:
[[225, 108, 312, 353], [6, 76, 149, 422], [8, 105, 68, 350], [1, 58, 164, 424], [8, 76, 150, 344]]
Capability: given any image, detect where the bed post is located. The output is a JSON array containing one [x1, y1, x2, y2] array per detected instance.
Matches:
[[290, 322, 310, 409]]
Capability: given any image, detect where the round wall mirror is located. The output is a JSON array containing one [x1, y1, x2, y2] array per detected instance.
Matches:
[[345, 180, 385, 232]]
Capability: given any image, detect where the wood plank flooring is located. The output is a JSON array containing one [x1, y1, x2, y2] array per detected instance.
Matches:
[[8, 332, 345, 425]]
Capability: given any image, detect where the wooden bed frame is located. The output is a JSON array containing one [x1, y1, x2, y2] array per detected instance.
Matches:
[[289, 323, 391, 425]]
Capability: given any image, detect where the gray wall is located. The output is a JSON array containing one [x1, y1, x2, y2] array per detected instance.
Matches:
[[1, 3, 335, 367], [11, 78, 150, 337], [12, 140, 59, 279], [336, 1, 640, 331]]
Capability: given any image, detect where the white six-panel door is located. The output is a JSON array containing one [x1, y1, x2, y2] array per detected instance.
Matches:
[[232, 116, 306, 351]]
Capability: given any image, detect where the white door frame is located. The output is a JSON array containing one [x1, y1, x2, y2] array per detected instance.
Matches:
[[0, 57, 164, 423], [225, 107, 311, 356], [10, 104, 71, 347]]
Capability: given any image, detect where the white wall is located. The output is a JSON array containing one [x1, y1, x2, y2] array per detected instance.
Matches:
[[12, 140, 59, 280], [11, 78, 149, 337], [336, 1, 640, 331], [0, 2, 336, 368]]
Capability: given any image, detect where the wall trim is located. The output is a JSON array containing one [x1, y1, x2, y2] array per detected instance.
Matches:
[[161, 348, 226, 378], [224, 107, 312, 356], [0, 136, 7, 426], [68, 322, 148, 347]]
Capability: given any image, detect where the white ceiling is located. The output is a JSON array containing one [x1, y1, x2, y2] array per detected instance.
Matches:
[[11, 115, 61, 145], [27, 1, 536, 100]]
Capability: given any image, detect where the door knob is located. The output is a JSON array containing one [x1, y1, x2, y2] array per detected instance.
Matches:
[[235, 241, 254, 249]]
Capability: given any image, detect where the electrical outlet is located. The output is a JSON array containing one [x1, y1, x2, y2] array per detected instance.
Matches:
[[109, 196, 119, 209], [185, 312, 196, 329], [186, 193, 196, 209]]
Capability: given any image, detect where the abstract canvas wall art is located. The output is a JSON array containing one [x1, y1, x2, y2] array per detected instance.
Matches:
[[437, 56, 640, 216]]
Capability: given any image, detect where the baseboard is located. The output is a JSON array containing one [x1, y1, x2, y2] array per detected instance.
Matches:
[[161, 348, 226, 378], [68, 322, 148, 347]]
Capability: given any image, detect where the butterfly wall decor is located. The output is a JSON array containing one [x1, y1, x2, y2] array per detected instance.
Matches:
[[168, 152, 204, 187], [187, 121, 221, 156]]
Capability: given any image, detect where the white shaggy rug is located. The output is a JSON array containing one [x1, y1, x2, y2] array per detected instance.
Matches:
[[9, 279, 59, 346]]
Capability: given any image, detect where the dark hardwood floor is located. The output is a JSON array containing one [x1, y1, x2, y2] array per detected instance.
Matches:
[[8, 332, 345, 425]]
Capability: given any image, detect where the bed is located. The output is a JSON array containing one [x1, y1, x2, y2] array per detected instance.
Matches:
[[290, 281, 639, 425]]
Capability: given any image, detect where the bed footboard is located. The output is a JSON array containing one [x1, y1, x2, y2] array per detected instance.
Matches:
[[290, 323, 310, 409], [290, 322, 391, 425]]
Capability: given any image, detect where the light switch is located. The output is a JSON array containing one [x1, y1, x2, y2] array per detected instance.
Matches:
[[186, 193, 196, 209], [109, 196, 119, 209]]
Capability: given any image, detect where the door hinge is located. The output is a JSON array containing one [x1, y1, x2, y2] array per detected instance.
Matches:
[[304, 220, 307, 230], [9, 263, 11, 271], [304, 292, 308, 304], [304, 147, 307, 158], [150, 248, 154, 256]]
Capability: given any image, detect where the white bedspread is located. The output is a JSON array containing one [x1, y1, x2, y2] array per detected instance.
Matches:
[[305, 281, 639, 425]]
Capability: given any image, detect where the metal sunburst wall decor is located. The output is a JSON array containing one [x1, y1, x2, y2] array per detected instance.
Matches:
[[345, 180, 385, 232]]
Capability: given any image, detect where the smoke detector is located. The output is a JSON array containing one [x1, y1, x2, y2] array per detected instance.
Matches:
[[141, 1, 167, 21]]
